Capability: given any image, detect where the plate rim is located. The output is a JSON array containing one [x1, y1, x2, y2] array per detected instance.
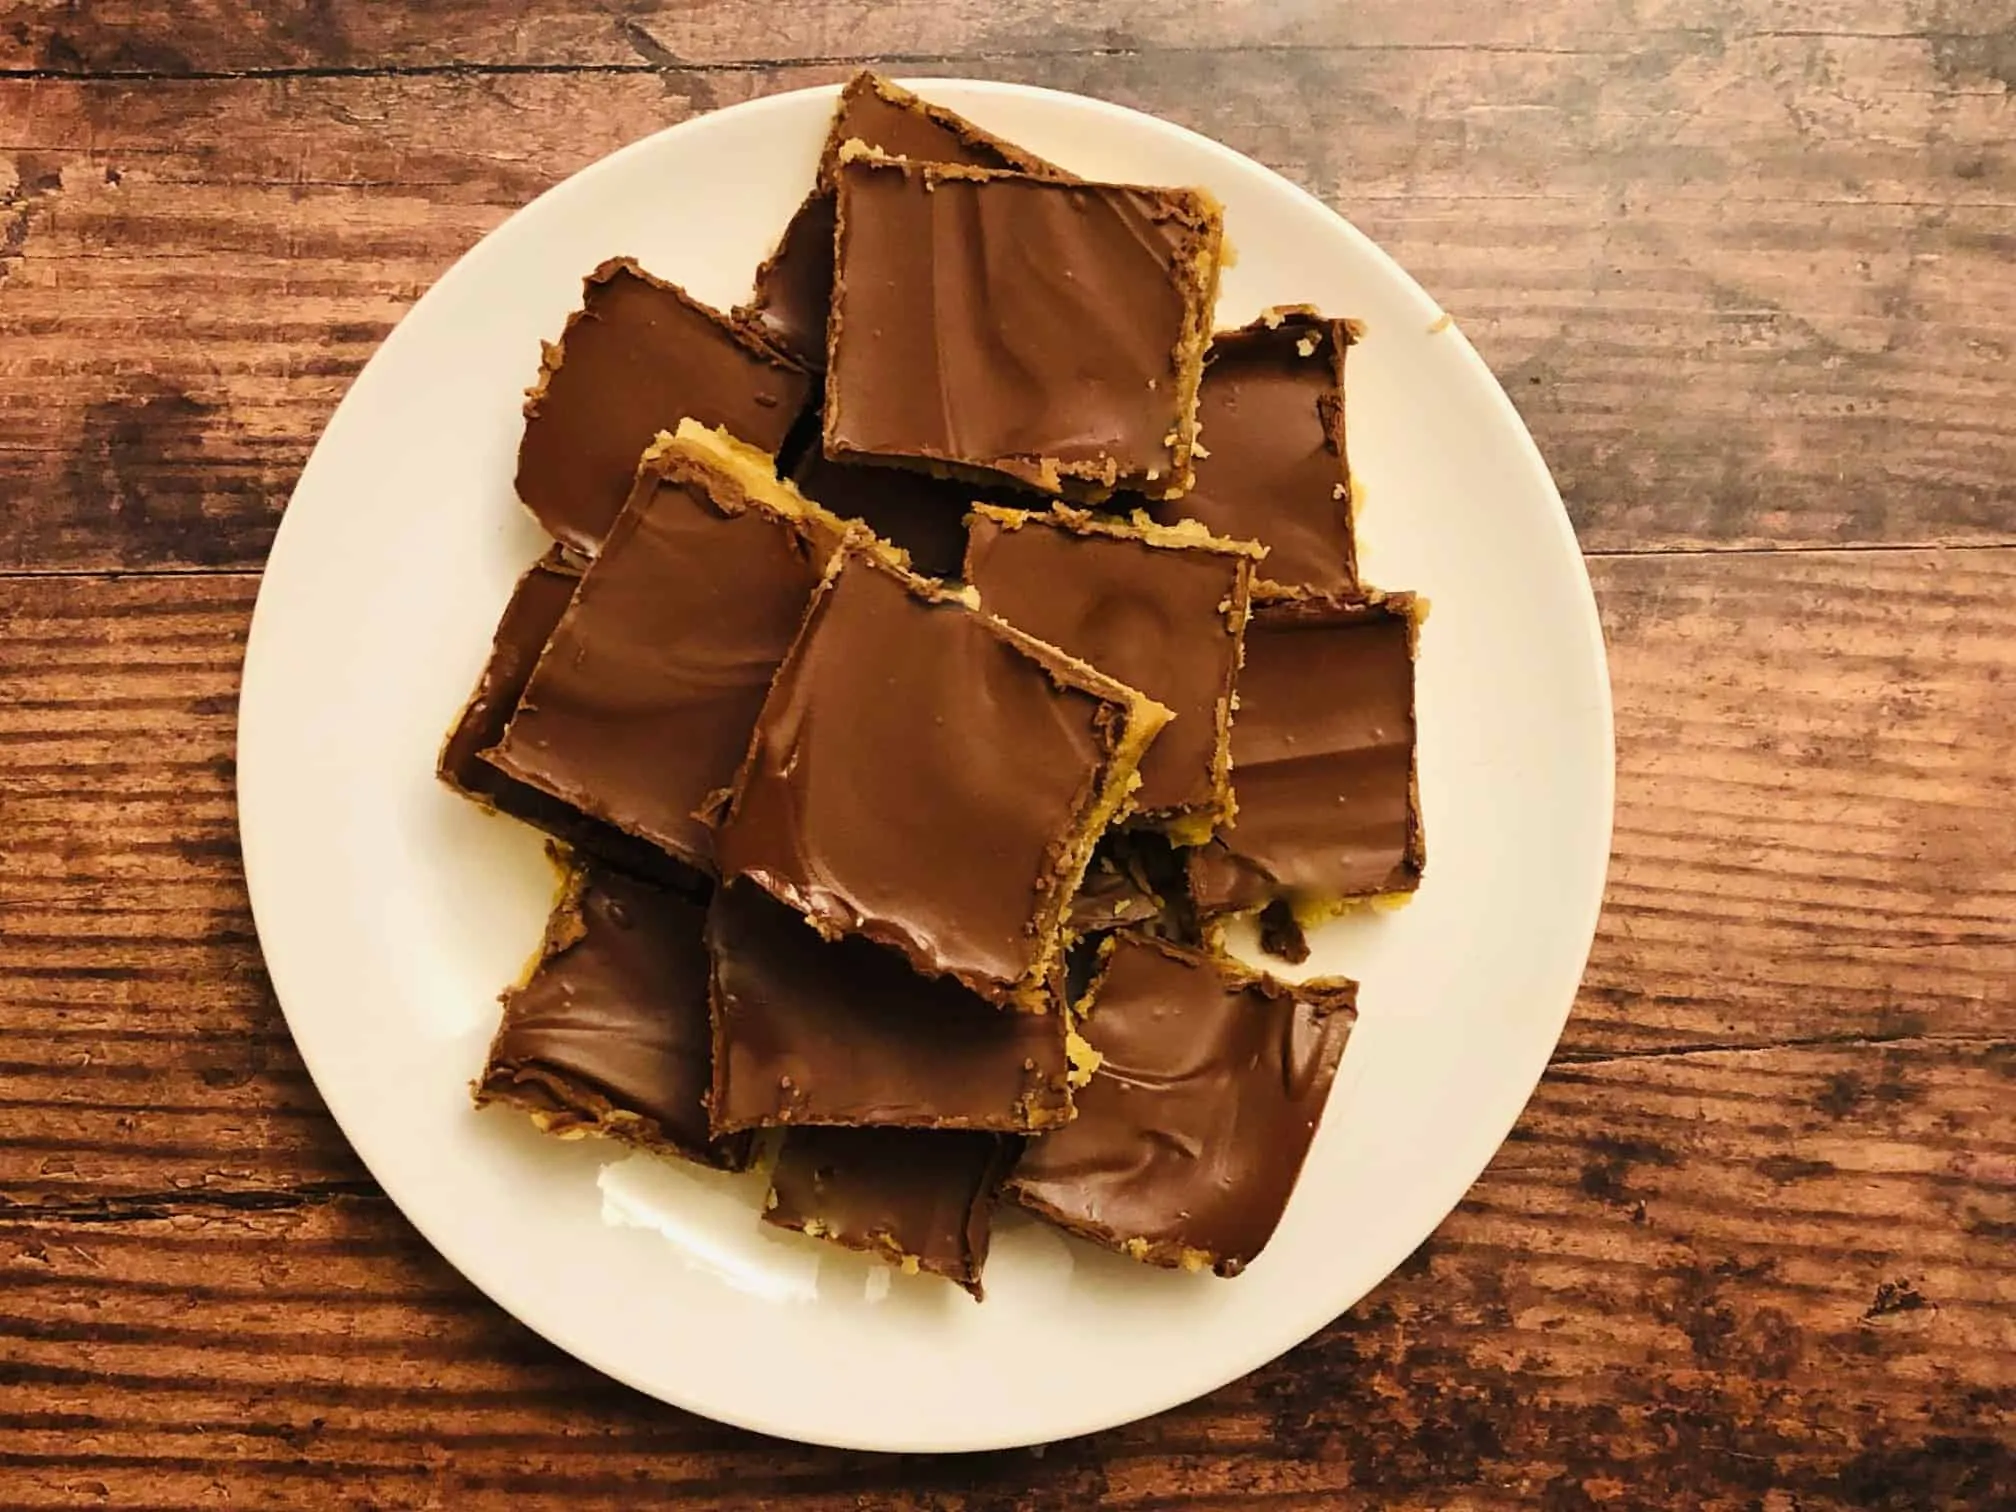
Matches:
[[237, 75, 1617, 1452]]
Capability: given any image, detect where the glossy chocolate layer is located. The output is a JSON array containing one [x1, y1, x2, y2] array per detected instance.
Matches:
[[715, 544, 1163, 1009], [1147, 308, 1360, 594], [489, 427, 848, 875], [744, 72, 1059, 368], [789, 446, 978, 580], [825, 155, 1222, 499], [475, 860, 750, 1170], [765, 1125, 1015, 1297], [438, 551, 702, 888], [1009, 934, 1355, 1275], [516, 258, 812, 555], [1188, 593, 1423, 913], [707, 879, 1072, 1132], [964, 507, 1257, 823]]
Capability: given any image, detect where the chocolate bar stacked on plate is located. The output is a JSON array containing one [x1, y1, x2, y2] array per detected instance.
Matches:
[[441, 74, 1422, 1299]]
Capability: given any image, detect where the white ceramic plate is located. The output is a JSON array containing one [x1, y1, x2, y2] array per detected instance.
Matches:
[[238, 79, 1613, 1453]]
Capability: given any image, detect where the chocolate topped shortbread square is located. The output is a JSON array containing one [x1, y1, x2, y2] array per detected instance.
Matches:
[[706, 878, 1075, 1133], [825, 152, 1224, 500], [1149, 308, 1361, 595], [1188, 592, 1424, 921], [437, 549, 700, 888], [714, 542, 1170, 1012], [1010, 934, 1355, 1275], [475, 858, 750, 1170], [517, 258, 812, 555], [488, 422, 856, 875], [765, 1126, 1016, 1298], [745, 72, 1063, 369], [964, 505, 1260, 839]]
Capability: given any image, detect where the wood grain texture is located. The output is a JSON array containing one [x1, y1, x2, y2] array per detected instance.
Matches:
[[1587, 548, 2016, 1057], [5, 0, 2015, 72], [4, 6, 2014, 569], [3, 1, 2014, 1502], [0, 574, 363, 1197]]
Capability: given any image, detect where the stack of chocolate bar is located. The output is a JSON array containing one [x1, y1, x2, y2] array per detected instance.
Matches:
[[440, 75, 1423, 1299]]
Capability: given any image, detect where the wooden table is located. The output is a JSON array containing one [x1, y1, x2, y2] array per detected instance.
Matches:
[[3, 3, 2012, 1506]]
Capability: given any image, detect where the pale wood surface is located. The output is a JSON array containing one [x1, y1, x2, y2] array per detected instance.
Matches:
[[2, 1, 2013, 1505]]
